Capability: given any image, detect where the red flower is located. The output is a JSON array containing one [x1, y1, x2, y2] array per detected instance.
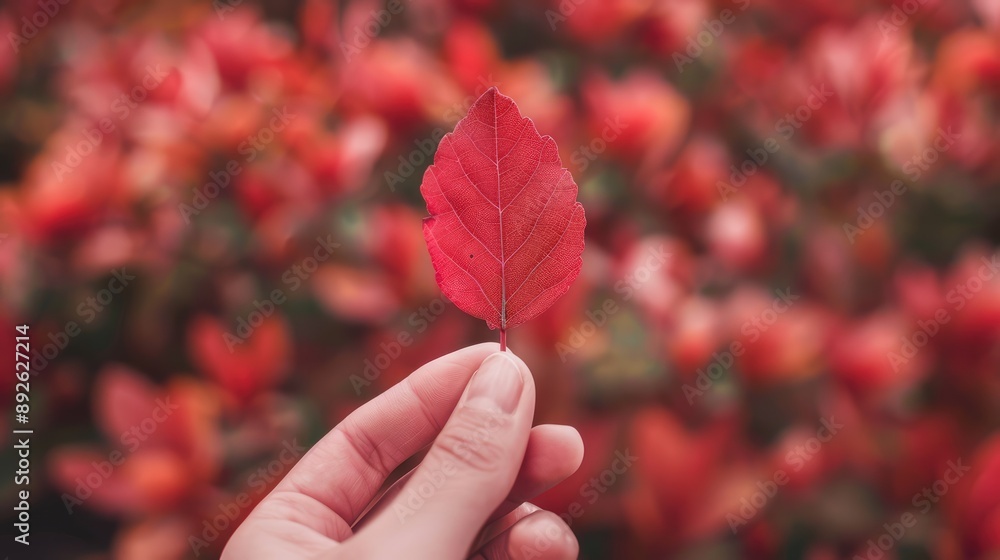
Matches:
[[48, 365, 220, 515], [187, 314, 291, 402]]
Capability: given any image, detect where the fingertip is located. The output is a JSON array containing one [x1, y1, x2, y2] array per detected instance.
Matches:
[[517, 425, 583, 493], [546, 425, 584, 473], [489, 510, 578, 560]]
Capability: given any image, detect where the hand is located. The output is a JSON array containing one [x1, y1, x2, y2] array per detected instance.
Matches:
[[223, 343, 584, 559]]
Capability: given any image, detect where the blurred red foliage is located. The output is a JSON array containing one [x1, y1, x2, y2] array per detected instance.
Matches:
[[0, 0, 999, 558]]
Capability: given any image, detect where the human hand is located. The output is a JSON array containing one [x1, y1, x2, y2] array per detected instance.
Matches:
[[223, 343, 584, 559]]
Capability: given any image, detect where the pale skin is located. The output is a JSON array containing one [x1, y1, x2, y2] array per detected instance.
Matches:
[[223, 343, 584, 559]]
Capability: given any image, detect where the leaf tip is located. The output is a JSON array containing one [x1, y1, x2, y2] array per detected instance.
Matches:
[[474, 86, 504, 110]]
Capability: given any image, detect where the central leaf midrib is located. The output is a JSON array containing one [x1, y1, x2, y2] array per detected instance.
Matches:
[[494, 95, 506, 330]]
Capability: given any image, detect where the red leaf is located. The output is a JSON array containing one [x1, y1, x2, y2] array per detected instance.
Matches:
[[420, 88, 586, 348]]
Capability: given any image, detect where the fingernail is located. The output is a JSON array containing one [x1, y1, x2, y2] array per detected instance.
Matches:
[[466, 352, 523, 413]]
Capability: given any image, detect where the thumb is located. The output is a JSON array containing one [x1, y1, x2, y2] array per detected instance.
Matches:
[[351, 351, 535, 558]]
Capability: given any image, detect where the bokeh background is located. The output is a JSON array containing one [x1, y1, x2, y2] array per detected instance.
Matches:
[[1, 0, 1000, 558]]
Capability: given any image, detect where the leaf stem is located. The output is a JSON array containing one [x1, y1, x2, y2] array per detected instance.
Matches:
[[500, 329, 506, 352]]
